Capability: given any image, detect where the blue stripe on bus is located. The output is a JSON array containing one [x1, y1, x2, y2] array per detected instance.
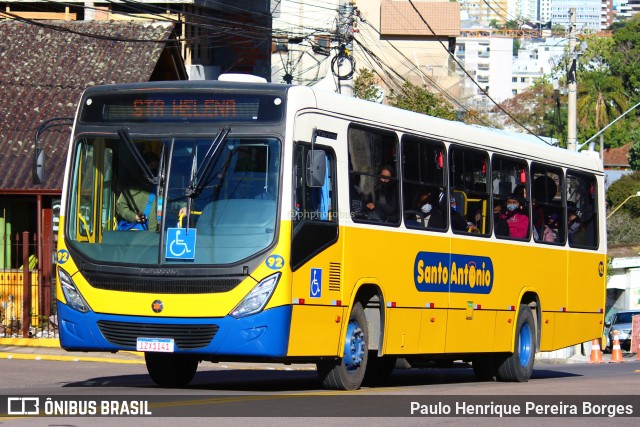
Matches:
[[57, 302, 291, 357]]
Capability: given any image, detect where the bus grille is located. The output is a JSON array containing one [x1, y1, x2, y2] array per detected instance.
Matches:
[[84, 272, 241, 294], [97, 320, 219, 349]]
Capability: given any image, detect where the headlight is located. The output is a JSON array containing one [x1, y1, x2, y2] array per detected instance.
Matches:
[[230, 272, 281, 318], [58, 268, 91, 313]]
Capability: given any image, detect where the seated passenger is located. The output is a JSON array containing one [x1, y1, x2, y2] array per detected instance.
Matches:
[[493, 202, 510, 237], [504, 194, 529, 239], [568, 210, 587, 245], [449, 192, 477, 232], [415, 192, 445, 229], [365, 165, 398, 222]]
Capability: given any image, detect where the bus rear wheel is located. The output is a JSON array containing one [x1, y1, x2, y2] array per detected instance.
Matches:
[[317, 301, 368, 390], [145, 352, 199, 387], [496, 304, 536, 382]]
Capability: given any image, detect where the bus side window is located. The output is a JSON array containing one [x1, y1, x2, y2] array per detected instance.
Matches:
[[531, 164, 564, 245], [347, 126, 399, 226], [449, 146, 490, 236], [401, 135, 446, 231], [492, 155, 530, 240], [566, 171, 598, 249]]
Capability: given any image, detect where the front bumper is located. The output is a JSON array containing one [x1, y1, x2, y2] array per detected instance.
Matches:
[[57, 302, 292, 357]]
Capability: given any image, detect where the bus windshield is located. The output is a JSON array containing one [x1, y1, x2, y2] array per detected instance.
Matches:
[[66, 133, 281, 265]]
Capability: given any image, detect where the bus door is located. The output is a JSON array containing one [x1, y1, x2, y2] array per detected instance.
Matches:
[[288, 142, 344, 357]]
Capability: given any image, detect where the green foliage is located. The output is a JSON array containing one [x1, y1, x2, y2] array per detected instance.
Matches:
[[577, 70, 628, 147], [495, 80, 564, 141], [606, 171, 640, 215], [628, 138, 640, 170], [607, 210, 640, 245], [610, 15, 640, 97], [387, 81, 457, 121], [353, 68, 383, 102]]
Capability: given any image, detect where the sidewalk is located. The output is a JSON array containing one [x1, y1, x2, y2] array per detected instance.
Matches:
[[1, 337, 637, 367], [0, 338, 315, 370]]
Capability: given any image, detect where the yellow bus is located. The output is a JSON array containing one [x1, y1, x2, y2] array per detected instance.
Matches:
[[52, 80, 605, 390]]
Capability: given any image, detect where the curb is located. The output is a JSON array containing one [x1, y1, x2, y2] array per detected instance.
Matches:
[[0, 337, 60, 348], [0, 351, 145, 365]]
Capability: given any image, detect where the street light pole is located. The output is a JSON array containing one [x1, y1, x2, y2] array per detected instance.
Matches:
[[567, 8, 577, 151], [607, 191, 640, 219]]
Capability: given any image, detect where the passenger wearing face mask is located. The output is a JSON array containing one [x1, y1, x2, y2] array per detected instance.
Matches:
[[568, 210, 587, 245], [366, 165, 398, 222], [415, 192, 445, 229], [504, 194, 529, 239]]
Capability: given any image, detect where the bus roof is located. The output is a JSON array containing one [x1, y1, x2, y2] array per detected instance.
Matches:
[[296, 85, 603, 174], [79, 80, 602, 174]]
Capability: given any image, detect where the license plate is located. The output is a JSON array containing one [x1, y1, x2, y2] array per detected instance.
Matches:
[[136, 337, 175, 352]]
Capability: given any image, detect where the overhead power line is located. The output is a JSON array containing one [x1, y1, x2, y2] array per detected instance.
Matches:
[[404, 0, 548, 143]]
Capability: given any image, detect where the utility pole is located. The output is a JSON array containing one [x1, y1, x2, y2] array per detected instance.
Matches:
[[567, 8, 577, 151], [333, 2, 357, 96]]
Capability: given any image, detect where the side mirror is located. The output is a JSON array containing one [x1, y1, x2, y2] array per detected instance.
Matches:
[[306, 150, 326, 187], [33, 148, 45, 185]]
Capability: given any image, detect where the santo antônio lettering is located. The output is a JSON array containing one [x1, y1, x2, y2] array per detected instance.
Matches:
[[413, 252, 494, 294]]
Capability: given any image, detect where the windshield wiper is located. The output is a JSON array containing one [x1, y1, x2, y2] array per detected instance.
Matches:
[[185, 126, 231, 199], [117, 128, 159, 185]]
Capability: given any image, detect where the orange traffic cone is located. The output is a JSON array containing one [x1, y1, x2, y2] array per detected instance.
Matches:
[[610, 330, 625, 363], [588, 339, 603, 363]]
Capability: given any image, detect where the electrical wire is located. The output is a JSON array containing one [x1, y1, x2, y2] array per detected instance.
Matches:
[[404, 0, 548, 142]]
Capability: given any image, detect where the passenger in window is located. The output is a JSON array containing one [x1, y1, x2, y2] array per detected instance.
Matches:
[[365, 165, 398, 222], [504, 194, 529, 239], [415, 192, 445, 229], [541, 214, 558, 242], [493, 202, 510, 237], [568, 210, 587, 245], [449, 192, 477, 232]]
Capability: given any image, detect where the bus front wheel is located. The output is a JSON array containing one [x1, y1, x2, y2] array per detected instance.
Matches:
[[316, 301, 368, 390], [145, 352, 199, 387], [496, 304, 536, 382]]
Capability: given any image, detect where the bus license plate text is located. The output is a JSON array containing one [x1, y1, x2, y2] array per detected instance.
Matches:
[[136, 337, 175, 353]]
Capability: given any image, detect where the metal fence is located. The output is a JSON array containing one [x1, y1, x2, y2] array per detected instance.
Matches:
[[0, 231, 57, 338]]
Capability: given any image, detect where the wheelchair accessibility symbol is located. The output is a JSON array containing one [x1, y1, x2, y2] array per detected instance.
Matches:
[[165, 228, 197, 260], [310, 268, 322, 298]]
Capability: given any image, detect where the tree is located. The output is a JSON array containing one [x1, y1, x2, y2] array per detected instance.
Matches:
[[577, 70, 628, 147], [627, 136, 640, 170], [387, 81, 457, 121], [609, 15, 640, 100], [606, 171, 640, 244], [353, 68, 383, 102], [606, 171, 640, 215], [494, 80, 562, 140]]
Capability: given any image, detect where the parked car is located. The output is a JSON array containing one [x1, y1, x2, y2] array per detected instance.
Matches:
[[604, 309, 640, 351]]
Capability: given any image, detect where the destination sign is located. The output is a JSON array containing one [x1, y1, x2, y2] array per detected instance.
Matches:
[[80, 92, 284, 123]]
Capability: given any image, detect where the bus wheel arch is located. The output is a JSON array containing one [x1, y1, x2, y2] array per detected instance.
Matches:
[[316, 283, 385, 390], [496, 298, 538, 382]]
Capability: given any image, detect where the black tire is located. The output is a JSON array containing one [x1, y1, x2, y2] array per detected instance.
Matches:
[[472, 354, 497, 381], [145, 352, 199, 387], [434, 359, 454, 369], [496, 304, 536, 382], [363, 350, 396, 386], [317, 301, 368, 390]]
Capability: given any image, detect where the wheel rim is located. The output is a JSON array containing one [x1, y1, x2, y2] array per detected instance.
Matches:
[[518, 322, 532, 367], [343, 319, 365, 373]]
